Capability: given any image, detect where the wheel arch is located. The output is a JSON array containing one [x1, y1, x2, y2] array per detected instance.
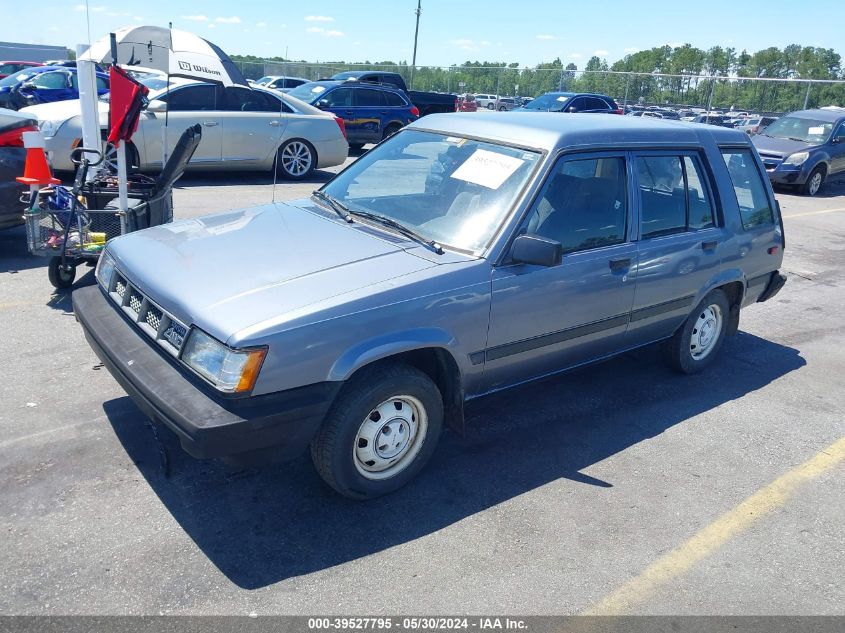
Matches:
[[275, 136, 318, 175], [329, 333, 465, 432]]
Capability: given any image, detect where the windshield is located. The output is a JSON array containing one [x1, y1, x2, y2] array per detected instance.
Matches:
[[286, 82, 328, 103], [763, 116, 833, 143], [255, 76, 273, 85], [521, 93, 573, 112], [321, 129, 541, 253], [0, 70, 39, 87]]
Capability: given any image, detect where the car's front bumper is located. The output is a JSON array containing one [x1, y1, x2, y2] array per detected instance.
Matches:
[[73, 285, 341, 461]]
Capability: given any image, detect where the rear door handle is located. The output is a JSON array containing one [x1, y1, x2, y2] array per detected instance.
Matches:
[[701, 240, 718, 251], [202, 121, 218, 127], [609, 258, 631, 272]]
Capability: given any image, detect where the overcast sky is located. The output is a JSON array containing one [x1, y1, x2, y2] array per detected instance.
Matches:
[[3, 0, 843, 68]]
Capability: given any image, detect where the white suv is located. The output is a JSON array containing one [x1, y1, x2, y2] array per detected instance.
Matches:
[[474, 94, 499, 110]]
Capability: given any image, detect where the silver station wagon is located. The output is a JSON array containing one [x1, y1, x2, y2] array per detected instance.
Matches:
[[73, 113, 786, 499]]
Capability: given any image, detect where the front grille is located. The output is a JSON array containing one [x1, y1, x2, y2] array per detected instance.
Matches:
[[107, 269, 189, 356]]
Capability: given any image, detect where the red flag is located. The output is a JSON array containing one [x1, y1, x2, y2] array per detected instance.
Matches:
[[107, 66, 149, 147]]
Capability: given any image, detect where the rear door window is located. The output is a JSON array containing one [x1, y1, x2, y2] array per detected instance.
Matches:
[[720, 149, 774, 229], [355, 88, 385, 107], [637, 154, 716, 238], [586, 97, 610, 111]]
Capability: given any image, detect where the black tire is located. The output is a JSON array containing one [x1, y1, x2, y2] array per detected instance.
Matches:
[[663, 289, 730, 374], [486, 103, 494, 110], [382, 123, 402, 141], [48, 257, 76, 290], [348, 143, 365, 152], [801, 165, 826, 196], [498, 106, 506, 111], [310, 362, 443, 499], [103, 140, 139, 174], [275, 139, 316, 180]]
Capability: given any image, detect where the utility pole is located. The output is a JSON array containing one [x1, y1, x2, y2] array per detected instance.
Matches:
[[410, 0, 422, 89]]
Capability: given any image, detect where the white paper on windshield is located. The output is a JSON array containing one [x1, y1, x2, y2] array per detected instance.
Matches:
[[808, 126, 826, 135], [311, 85, 326, 94], [450, 149, 524, 189], [556, 96, 568, 102]]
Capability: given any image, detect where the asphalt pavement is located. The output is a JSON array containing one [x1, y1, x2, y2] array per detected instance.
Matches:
[[0, 159, 843, 615]]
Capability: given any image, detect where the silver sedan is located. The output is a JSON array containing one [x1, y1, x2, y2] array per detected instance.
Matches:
[[22, 79, 348, 180]]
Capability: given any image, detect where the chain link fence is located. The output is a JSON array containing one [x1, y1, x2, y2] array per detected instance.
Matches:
[[235, 60, 845, 115]]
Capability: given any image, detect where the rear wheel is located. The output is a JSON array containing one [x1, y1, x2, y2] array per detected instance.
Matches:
[[802, 165, 825, 196], [498, 106, 506, 111], [48, 257, 76, 290], [663, 289, 730, 374], [486, 103, 494, 110], [102, 141, 139, 174], [310, 362, 443, 499], [382, 123, 402, 141], [276, 139, 316, 180]]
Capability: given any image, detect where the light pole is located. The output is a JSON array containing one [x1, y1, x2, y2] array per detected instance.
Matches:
[[410, 0, 422, 89]]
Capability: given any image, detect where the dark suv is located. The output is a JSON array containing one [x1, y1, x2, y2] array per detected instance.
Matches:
[[288, 80, 419, 149], [752, 108, 845, 196], [515, 91, 623, 114]]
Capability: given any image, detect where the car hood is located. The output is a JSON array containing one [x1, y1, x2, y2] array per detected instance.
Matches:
[[108, 201, 441, 344], [20, 99, 107, 122], [752, 134, 817, 157]]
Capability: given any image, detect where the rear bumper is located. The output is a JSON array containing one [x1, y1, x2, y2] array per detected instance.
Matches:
[[751, 270, 787, 303], [73, 285, 341, 460]]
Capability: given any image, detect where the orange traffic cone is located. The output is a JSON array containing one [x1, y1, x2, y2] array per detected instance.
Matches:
[[16, 146, 60, 186]]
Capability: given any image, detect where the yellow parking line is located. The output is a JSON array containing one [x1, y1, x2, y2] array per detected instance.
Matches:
[[782, 207, 845, 219], [583, 436, 845, 615]]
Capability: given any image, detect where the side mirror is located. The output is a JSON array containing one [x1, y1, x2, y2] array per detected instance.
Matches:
[[146, 99, 167, 113], [511, 234, 562, 267], [316, 99, 330, 109], [567, 106, 578, 113], [19, 82, 37, 91], [832, 137, 841, 145]]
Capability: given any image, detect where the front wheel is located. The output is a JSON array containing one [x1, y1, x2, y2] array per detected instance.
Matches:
[[382, 123, 402, 141], [802, 165, 825, 196], [498, 106, 506, 111], [486, 103, 494, 110], [48, 257, 76, 289], [310, 362, 443, 499], [102, 141, 139, 175], [276, 139, 316, 180], [663, 289, 730, 374]]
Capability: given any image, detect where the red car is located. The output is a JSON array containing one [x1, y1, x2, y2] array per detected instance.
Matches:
[[458, 94, 478, 112], [0, 61, 43, 80]]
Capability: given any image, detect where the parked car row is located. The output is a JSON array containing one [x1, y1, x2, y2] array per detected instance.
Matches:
[[0, 65, 109, 110], [0, 108, 37, 229]]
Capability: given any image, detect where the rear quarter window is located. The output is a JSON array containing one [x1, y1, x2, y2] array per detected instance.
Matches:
[[721, 149, 774, 229]]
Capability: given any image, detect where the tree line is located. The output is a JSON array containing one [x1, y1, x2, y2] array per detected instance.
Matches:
[[232, 43, 844, 113]]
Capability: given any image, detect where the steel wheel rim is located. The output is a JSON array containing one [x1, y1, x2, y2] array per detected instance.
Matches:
[[281, 141, 312, 177], [808, 172, 822, 195], [353, 395, 427, 480], [690, 304, 723, 360], [104, 144, 117, 173]]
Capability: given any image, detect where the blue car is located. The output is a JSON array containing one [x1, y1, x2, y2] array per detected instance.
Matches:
[[0, 66, 109, 110], [287, 80, 419, 148], [751, 108, 845, 196], [514, 91, 623, 114]]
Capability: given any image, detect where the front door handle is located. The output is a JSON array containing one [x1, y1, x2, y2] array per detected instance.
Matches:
[[609, 258, 631, 272], [269, 120, 281, 127], [701, 240, 718, 251], [202, 121, 218, 127]]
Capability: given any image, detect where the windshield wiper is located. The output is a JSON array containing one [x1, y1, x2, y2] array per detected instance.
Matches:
[[311, 190, 352, 223], [786, 136, 808, 142], [348, 209, 444, 255]]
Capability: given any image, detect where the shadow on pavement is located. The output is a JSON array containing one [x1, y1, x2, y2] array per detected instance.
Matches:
[[104, 331, 805, 589], [0, 224, 46, 274], [174, 169, 338, 188]]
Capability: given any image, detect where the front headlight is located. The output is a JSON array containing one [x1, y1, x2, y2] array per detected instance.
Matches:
[[38, 120, 61, 138], [783, 151, 809, 166], [95, 249, 115, 289], [181, 329, 266, 393]]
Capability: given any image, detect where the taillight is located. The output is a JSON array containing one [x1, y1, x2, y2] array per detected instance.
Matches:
[[0, 124, 37, 147], [613, 108, 624, 115], [410, 106, 420, 118], [333, 116, 347, 140], [454, 98, 459, 112]]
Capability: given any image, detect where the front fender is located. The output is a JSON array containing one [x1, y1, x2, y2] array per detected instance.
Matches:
[[328, 328, 457, 382]]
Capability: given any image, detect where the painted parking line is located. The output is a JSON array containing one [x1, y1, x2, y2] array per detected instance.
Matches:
[[583, 436, 845, 615], [782, 207, 845, 219]]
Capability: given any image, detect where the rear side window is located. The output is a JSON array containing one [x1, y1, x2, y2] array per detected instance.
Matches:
[[530, 156, 628, 254], [384, 91, 406, 107], [721, 149, 774, 229], [586, 97, 610, 111], [637, 155, 715, 238]]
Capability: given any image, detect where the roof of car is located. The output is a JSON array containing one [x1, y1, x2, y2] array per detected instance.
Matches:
[[787, 108, 845, 122], [301, 80, 405, 93], [409, 112, 749, 152]]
